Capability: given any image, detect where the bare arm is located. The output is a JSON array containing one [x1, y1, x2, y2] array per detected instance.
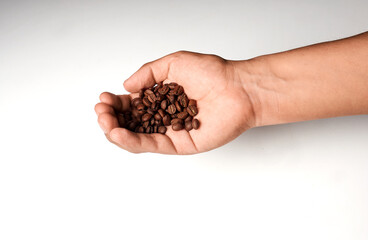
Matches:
[[235, 32, 368, 127]]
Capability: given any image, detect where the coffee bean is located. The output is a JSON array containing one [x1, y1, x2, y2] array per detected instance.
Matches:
[[178, 94, 188, 107], [137, 103, 145, 111], [143, 97, 151, 107], [142, 121, 149, 129], [172, 123, 184, 131], [187, 105, 198, 116], [142, 113, 152, 122], [167, 95, 175, 103], [146, 126, 152, 134], [168, 82, 178, 89], [192, 119, 200, 129], [188, 99, 197, 107], [177, 109, 188, 119], [175, 101, 182, 112], [153, 125, 158, 133], [154, 113, 162, 120], [162, 115, 171, 126], [167, 104, 176, 114], [158, 109, 165, 118], [144, 89, 154, 96], [139, 89, 144, 98], [185, 116, 193, 122], [171, 118, 183, 125], [151, 101, 158, 111], [185, 120, 193, 131], [132, 97, 142, 107], [138, 126, 144, 133], [158, 85, 169, 95], [148, 93, 156, 103], [147, 108, 155, 115], [158, 126, 167, 134], [160, 99, 168, 110], [150, 118, 155, 126]]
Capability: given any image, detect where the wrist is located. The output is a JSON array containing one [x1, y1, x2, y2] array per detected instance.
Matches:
[[230, 57, 282, 127]]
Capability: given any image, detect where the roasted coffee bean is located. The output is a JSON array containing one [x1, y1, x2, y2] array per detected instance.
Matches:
[[146, 126, 152, 133], [167, 104, 176, 114], [158, 85, 169, 95], [171, 114, 177, 119], [185, 120, 193, 131], [172, 85, 184, 95], [185, 116, 193, 122], [142, 121, 149, 128], [172, 123, 184, 131], [177, 109, 188, 119], [156, 94, 165, 102], [171, 118, 183, 125], [155, 119, 161, 126], [148, 93, 156, 103], [178, 94, 188, 107], [128, 121, 138, 130], [132, 97, 142, 107], [142, 113, 152, 122], [175, 101, 182, 112], [138, 126, 145, 133], [158, 126, 167, 134], [147, 108, 155, 115], [153, 125, 158, 133], [144, 89, 154, 96], [167, 95, 175, 103], [187, 105, 198, 116], [137, 103, 145, 111], [168, 82, 178, 89], [192, 119, 200, 129], [162, 115, 171, 126], [188, 99, 197, 107], [151, 101, 158, 111], [143, 97, 151, 107], [150, 118, 155, 126], [154, 113, 162, 120], [160, 100, 168, 110], [158, 109, 165, 118]]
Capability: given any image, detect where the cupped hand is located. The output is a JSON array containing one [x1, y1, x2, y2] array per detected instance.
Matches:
[[95, 51, 255, 154]]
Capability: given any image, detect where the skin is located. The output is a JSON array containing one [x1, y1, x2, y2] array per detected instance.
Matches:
[[95, 32, 368, 154]]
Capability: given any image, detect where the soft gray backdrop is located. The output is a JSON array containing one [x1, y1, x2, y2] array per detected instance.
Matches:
[[0, 0, 367, 239]]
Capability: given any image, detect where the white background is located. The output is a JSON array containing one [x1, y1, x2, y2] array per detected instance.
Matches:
[[1, 0, 367, 239]]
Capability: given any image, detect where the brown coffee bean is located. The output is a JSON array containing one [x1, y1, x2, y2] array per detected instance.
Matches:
[[156, 94, 165, 102], [139, 89, 144, 98], [127, 121, 138, 131], [192, 119, 200, 129], [172, 123, 184, 131], [158, 85, 169, 95], [142, 121, 149, 128], [144, 89, 154, 96], [148, 93, 156, 103], [168, 82, 178, 89], [178, 94, 188, 107], [171, 114, 177, 119], [175, 101, 182, 112], [132, 97, 142, 107], [158, 126, 167, 134], [160, 100, 167, 110], [142, 113, 152, 122], [185, 116, 193, 122], [185, 120, 193, 131], [153, 125, 158, 133], [138, 126, 144, 133], [154, 113, 162, 120], [187, 105, 198, 116], [146, 126, 152, 133], [162, 115, 171, 126], [167, 95, 175, 103], [171, 118, 183, 125], [137, 103, 145, 111], [177, 109, 188, 119], [150, 101, 158, 111], [150, 118, 155, 125], [147, 108, 155, 115], [143, 97, 151, 107], [188, 99, 197, 107], [167, 104, 176, 114], [155, 119, 161, 126], [158, 109, 165, 118]]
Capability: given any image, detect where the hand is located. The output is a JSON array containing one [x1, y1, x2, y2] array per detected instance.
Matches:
[[95, 51, 255, 154]]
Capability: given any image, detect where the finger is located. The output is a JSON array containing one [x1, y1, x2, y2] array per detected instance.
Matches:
[[97, 112, 119, 134], [94, 102, 115, 116], [123, 53, 176, 93], [99, 92, 131, 112], [109, 128, 177, 154]]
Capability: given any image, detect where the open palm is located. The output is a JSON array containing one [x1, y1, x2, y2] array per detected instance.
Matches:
[[95, 51, 255, 154]]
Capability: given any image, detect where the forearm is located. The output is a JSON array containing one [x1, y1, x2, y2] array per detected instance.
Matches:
[[234, 32, 368, 127]]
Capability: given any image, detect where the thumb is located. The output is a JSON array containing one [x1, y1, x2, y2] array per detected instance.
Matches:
[[123, 53, 174, 93]]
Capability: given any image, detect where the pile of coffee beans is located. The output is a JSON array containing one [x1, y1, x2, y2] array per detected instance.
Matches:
[[116, 82, 200, 134]]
